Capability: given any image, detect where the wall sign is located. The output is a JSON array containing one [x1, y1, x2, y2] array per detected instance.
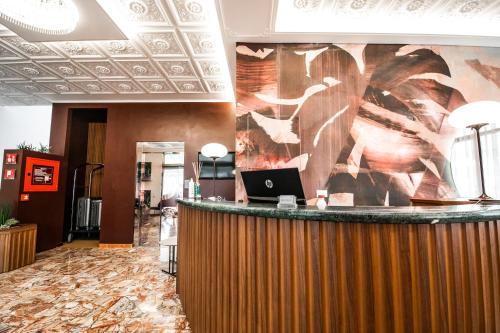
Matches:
[[31, 165, 54, 185], [3, 168, 15, 180], [5, 153, 17, 165], [20, 194, 30, 202], [23, 157, 60, 192]]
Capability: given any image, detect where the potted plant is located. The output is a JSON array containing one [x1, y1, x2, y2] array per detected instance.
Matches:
[[0, 204, 37, 273], [0, 205, 19, 229]]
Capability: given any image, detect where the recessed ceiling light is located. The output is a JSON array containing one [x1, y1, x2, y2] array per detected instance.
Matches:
[[275, 0, 500, 37], [0, 0, 79, 36], [0, 0, 126, 42]]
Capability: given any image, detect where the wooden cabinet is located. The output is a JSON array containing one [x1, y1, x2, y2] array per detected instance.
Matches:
[[0, 224, 37, 273]]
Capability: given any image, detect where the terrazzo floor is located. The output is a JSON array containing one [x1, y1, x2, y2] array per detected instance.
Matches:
[[0, 243, 189, 332]]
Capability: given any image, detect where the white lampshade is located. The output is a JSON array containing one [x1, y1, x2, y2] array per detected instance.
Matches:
[[201, 143, 228, 159], [448, 101, 500, 128]]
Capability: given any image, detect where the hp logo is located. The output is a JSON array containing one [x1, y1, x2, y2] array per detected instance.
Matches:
[[265, 179, 273, 188]]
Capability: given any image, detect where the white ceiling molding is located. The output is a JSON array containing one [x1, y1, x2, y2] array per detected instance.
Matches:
[[0, 0, 234, 106], [275, 0, 500, 37], [219, 0, 500, 46]]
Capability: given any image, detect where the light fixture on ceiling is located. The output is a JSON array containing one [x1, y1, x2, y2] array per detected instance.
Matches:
[[0, 0, 79, 36]]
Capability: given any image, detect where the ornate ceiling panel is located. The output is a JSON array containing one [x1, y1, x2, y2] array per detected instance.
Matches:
[[0, 0, 233, 105]]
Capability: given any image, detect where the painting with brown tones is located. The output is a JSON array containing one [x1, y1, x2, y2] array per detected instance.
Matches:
[[235, 43, 500, 205]]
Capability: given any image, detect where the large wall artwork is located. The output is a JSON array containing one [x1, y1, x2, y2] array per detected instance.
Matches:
[[235, 43, 500, 205]]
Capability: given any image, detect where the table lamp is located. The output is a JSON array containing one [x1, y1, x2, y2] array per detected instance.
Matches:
[[448, 101, 500, 201], [201, 143, 228, 199]]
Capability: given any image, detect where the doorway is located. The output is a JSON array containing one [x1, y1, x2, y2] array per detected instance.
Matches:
[[134, 142, 184, 262]]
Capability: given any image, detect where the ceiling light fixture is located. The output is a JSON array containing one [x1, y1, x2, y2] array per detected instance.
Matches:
[[0, 0, 79, 35]]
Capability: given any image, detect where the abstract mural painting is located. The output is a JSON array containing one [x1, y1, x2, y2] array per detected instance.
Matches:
[[235, 43, 500, 205]]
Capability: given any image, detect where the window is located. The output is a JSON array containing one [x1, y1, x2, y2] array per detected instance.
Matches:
[[451, 124, 500, 198]]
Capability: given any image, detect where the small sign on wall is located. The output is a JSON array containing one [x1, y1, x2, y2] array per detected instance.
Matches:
[[20, 194, 30, 202], [5, 153, 17, 164], [3, 168, 15, 180]]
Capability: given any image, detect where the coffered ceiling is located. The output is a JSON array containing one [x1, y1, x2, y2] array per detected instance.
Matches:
[[0, 0, 498, 106], [0, 0, 233, 106]]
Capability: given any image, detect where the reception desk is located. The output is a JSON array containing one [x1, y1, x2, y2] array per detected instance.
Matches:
[[177, 199, 500, 333]]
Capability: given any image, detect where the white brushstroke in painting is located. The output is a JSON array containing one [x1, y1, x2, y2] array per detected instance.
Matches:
[[396, 45, 440, 57], [328, 193, 354, 206], [418, 157, 442, 179], [346, 135, 365, 179], [335, 44, 366, 74], [407, 73, 457, 91], [252, 78, 341, 144], [295, 46, 329, 77], [280, 153, 309, 171], [256, 77, 341, 120], [236, 45, 274, 59], [361, 100, 449, 158], [409, 172, 425, 192], [250, 111, 300, 144], [313, 105, 349, 147]]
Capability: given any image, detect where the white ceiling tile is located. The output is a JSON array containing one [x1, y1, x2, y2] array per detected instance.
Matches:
[[0, 82, 24, 96], [6, 62, 60, 80], [0, 44, 24, 60], [196, 59, 223, 77], [0, 65, 28, 81], [205, 79, 227, 93], [0, 95, 23, 106], [52, 41, 103, 58], [172, 79, 204, 93], [39, 81, 86, 94], [156, 59, 196, 77], [137, 31, 186, 56], [183, 31, 217, 56], [99, 40, 145, 57], [1, 36, 62, 59], [103, 80, 145, 93], [137, 79, 175, 93], [115, 60, 162, 78], [77, 61, 128, 78], [116, 0, 171, 25], [168, 0, 208, 25], [4, 82, 56, 95], [9, 95, 50, 105], [38, 61, 93, 79], [71, 80, 116, 94]]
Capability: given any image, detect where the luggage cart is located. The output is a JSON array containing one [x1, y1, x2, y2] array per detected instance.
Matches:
[[67, 163, 104, 243]]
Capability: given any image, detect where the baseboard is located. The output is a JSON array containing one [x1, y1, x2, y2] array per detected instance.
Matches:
[[98, 243, 133, 249]]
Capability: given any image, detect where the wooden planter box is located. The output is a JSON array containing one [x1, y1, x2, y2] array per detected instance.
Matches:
[[0, 224, 37, 273]]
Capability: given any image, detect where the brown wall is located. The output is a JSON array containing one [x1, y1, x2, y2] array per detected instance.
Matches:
[[0, 149, 65, 252], [51, 102, 236, 245]]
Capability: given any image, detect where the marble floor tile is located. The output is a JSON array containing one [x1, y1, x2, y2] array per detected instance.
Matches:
[[0, 246, 190, 333]]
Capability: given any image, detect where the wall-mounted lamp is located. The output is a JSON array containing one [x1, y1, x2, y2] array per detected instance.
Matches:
[[449, 100, 500, 201]]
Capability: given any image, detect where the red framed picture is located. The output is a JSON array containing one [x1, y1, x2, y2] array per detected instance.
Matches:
[[5, 153, 17, 164], [3, 168, 15, 180], [23, 157, 60, 192]]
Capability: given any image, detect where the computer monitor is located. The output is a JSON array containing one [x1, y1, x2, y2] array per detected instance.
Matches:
[[241, 168, 306, 205]]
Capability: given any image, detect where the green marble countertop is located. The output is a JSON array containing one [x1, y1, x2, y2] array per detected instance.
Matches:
[[177, 199, 500, 224]]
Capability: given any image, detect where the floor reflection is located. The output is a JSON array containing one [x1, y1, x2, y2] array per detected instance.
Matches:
[[134, 208, 178, 273]]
